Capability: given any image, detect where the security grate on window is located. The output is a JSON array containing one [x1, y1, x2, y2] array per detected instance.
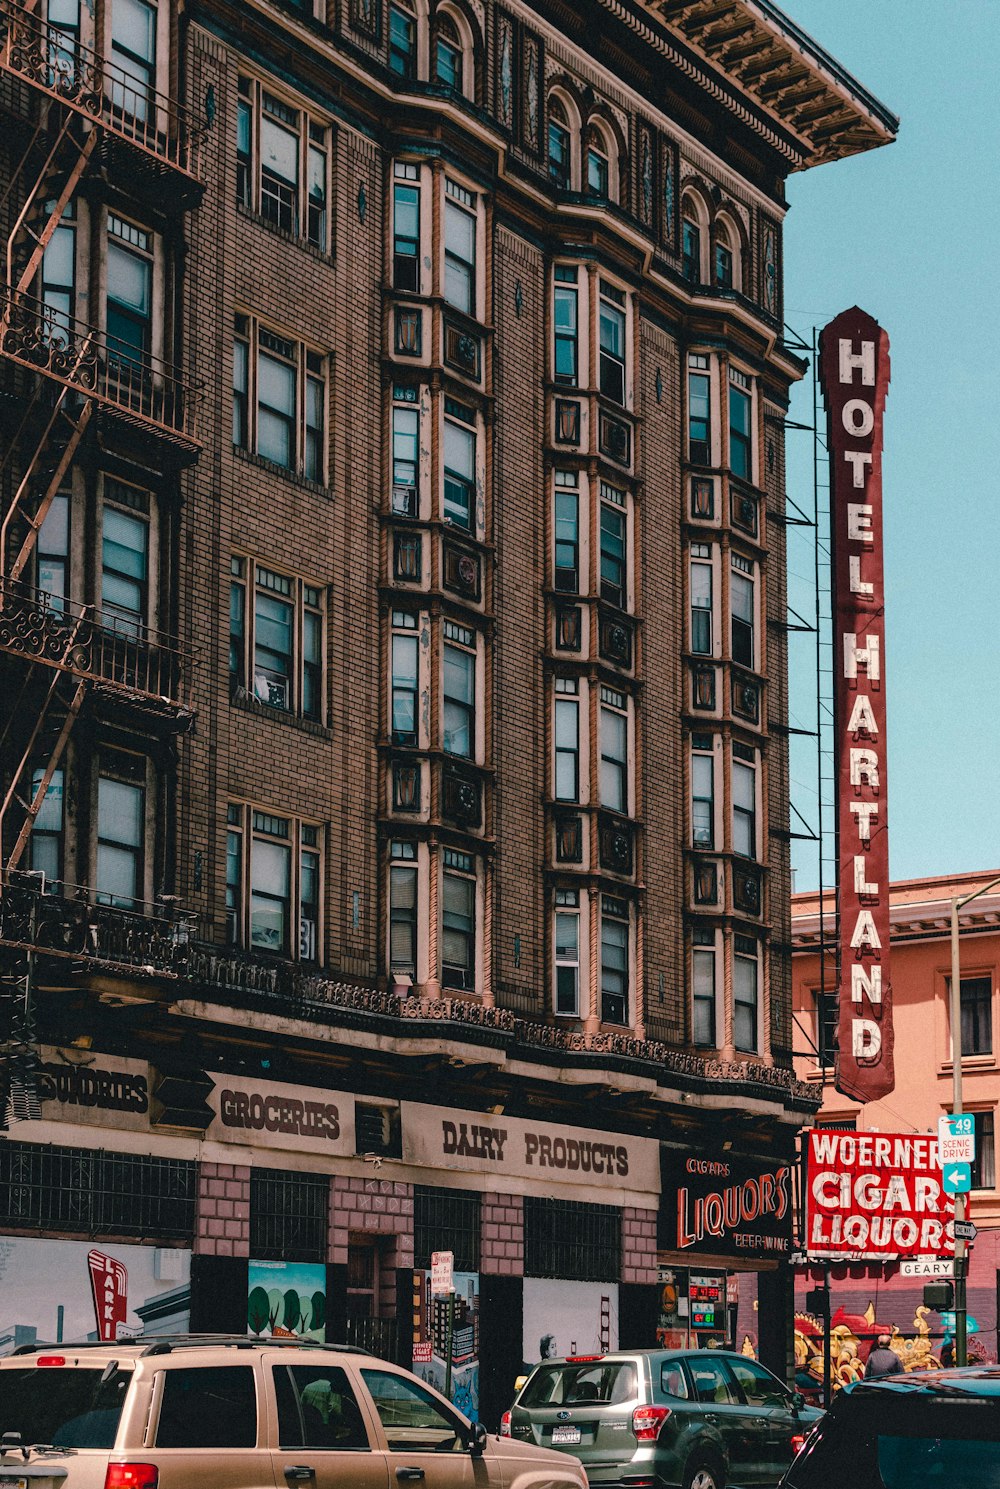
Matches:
[[0, 1142, 196, 1239], [250, 1168, 329, 1262], [414, 1184, 480, 1272], [524, 1196, 621, 1281]]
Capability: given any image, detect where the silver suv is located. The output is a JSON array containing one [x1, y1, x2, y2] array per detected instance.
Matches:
[[0, 1335, 587, 1489]]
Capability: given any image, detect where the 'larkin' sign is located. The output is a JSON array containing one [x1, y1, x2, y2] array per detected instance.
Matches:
[[819, 307, 894, 1102]]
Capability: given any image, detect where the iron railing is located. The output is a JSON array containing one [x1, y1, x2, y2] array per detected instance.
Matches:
[[414, 1185, 480, 1272], [0, 0, 205, 183], [523, 1197, 621, 1282], [0, 1139, 196, 1238], [249, 1168, 330, 1264]]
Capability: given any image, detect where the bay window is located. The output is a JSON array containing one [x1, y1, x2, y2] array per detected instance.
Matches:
[[600, 895, 629, 1026], [389, 840, 419, 980], [734, 935, 759, 1053], [599, 482, 627, 610], [393, 163, 421, 291], [444, 182, 476, 317], [599, 686, 628, 814], [554, 677, 580, 801], [693, 927, 717, 1047], [554, 266, 579, 385], [391, 610, 420, 745], [442, 848, 476, 991], [554, 469, 580, 592], [688, 354, 712, 465], [731, 553, 755, 668], [729, 369, 753, 480], [690, 542, 714, 655], [691, 733, 715, 849], [732, 744, 757, 859], [443, 398, 476, 529], [554, 888, 581, 1016], [598, 281, 626, 405], [443, 621, 475, 759]]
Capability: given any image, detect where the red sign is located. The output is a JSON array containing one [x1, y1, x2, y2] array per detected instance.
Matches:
[[819, 308, 893, 1102], [806, 1130, 954, 1260], [88, 1249, 128, 1341]]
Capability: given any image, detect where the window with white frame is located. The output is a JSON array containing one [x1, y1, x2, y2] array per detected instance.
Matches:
[[444, 180, 477, 317], [548, 97, 572, 187], [714, 217, 740, 292], [682, 215, 701, 284], [690, 542, 714, 656], [390, 610, 421, 746], [391, 383, 421, 516], [389, 0, 418, 79], [688, 354, 712, 465], [101, 478, 150, 636], [29, 765, 64, 891], [392, 162, 421, 291], [554, 468, 580, 593], [441, 848, 476, 991], [95, 750, 147, 910], [599, 481, 628, 611], [110, 0, 156, 122], [435, 10, 470, 95], [106, 214, 152, 371], [586, 131, 610, 199], [42, 201, 75, 343], [731, 552, 755, 668], [732, 742, 757, 860], [691, 732, 715, 849], [237, 79, 330, 251], [37, 491, 70, 609], [599, 686, 629, 815], [600, 894, 629, 1026], [233, 316, 326, 481], [388, 839, 419, 981], [229, 557, 324, 721], [598, 280, 627, 405], [553, 265, 579, 386], [442, 620, 476, 759], [692, 926, 717, 1047], [227, 804, 322, 961], [728, 368, 753, 481], [554, 887, 582, 1016], [734, 934, 758, 1053], [554, 677, 580, 802], [442, 397, 477, 530]]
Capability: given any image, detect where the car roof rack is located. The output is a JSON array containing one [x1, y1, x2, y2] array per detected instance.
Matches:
[[11, 1335, 373, 1358]]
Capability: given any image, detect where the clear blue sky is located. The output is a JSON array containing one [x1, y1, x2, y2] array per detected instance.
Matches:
[[779, 0, 1000, 889]]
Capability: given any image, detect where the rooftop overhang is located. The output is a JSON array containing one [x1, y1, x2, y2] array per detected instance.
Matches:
[[607, 0, 898, 171]]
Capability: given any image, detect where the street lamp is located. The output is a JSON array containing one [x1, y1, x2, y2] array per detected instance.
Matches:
[[949, 871, 1000, 1366]]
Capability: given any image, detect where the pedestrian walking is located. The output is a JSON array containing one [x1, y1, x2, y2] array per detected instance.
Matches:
[[864, 1333, 903, 1378]]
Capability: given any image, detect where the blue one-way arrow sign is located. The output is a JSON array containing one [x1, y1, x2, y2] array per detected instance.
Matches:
[[943, 1162, 972, 1195]]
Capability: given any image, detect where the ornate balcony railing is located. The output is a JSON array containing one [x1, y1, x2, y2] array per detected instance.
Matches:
[[0, 878, 195, 974], [0, 577, 192, 713], [0, 287, 199, 446], [0, 0, 205, 187]]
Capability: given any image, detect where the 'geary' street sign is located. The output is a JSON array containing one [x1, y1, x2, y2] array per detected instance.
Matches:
[[901, 1258, 955, 1279], [938, 1114, 975, 1166]]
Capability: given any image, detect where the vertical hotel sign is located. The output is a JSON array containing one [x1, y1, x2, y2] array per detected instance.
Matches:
[[819, 308, 893, 1102]]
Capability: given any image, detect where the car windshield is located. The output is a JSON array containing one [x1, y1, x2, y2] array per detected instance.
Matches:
[[0, 1366, 133, 1449], [791, 1394, 1000, 1489], [520, 1361, 637, 1407]]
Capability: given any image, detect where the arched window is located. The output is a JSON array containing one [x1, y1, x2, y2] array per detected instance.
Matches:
[[586, 125, 611, 201], [714, 214, 742, 293], [681, 190, 710, 284], [548, 97, 572, 188], [389, 0, 418, 78], [435, 14, 462, 87]]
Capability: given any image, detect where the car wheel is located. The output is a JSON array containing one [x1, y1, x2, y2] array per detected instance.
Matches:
[[683, 1459, 724, 1489]]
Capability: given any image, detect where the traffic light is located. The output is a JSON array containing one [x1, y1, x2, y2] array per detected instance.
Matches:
[[923, 1281, 954, 1311], [805, 1288, 829, 1315]]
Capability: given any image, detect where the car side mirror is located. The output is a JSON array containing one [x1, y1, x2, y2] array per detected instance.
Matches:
[[468, 1421, 488, 1457], [791, 1390, 805, 1412]]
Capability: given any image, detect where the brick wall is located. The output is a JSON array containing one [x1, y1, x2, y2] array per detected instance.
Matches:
[[621, 1204, 658, 1285], [329, 1175, 415, 1268], [481, 1191, 524, 1276], [194, 1161, 250, 1257]]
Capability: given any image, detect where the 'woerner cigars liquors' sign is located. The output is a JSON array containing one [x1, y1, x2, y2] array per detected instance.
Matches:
[[819, 308, 894, 1102]]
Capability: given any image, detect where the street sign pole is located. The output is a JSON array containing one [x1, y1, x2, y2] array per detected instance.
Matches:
[[950, 897, 967, 1368]]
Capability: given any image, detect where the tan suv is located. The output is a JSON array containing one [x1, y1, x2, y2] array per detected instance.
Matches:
[[0, 1335, 587, 1489]]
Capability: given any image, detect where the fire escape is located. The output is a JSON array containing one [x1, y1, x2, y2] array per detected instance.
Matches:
[[0, 0, 205, 1117]]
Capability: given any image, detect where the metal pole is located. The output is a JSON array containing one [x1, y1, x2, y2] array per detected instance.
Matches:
[[949, 896, 967, 1367], [822, 1265, 832, 1411]]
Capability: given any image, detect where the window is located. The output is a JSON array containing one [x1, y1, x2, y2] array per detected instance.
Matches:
[[600, 895, 629, 1025], [816, 989, 838, 1066], [274, 1365, 370, 1451], [443, 398, 476, 529], [691, 733, 714, 849], [444, 182, 476, 317], [586, 133, 610, 199], [693, 927, 716, 1047], [690, 543, 713, 656], [392, 384, 420, 515], [599, 482, 627, 610], [155, 1368, 257, 1449], [715, 241, 733, 289], [727, 1359, 787, 1409], [237, 80, 330, 250], [729, 370, 752, 481], [599, 686, 628, 814], [554, 677, 580, 801], [37, 492, 70, 610], [106, 215, 151, 371], [95, 754, 146, 909], [29, 766, 64, 891], [732, 745, 757, 859], [523, 1196, 620, 1282], [682, 217, 701, 283], [435, 13, 464, 92], [958, 976, 993, 1057], [548, 98, 571, 187], [554, 888, 581, 1016], [553, 265, 579, 386], [230, 558, 324, 720], [443, 621, 475, 758], [598, 281, 626, 405], [361, 1370, 466, 1453], [392, 162, 420, 290], [46, 0, 81, 91], [442, 848, 476, 991], [731, 553, 755, 668], [389, 3, 417, 78], [554, 469, 580, 592], [101, 483, 149, 634], [688, 355, 711, 465], [110, 0, 156, 122], [42, 206, 75, 343], [734, 934, 758, 1053], [970, 1111, 995, 1191], [233, 316, 326, 481], [227, 805, 323, 961], [389, 840, 418, 980], [391, 611, 420, 745]]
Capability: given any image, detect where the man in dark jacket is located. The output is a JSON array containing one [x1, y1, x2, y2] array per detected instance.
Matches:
[[864, 1333, 904, 1378]]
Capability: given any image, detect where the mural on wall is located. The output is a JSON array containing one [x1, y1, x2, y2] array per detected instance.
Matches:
[[412, 1269, 480, 1421], [0, 1237, 190, 1353], [247, 1259, 326, 1342], [521, 1278, 618, 1374]]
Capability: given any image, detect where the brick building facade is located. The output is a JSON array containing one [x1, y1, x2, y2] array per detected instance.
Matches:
[[0, 0, 894, 1418]]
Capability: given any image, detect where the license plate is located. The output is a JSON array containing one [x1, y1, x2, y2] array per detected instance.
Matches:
[[0, 1477, 27, 1489], [551, 1425, 581, 1445]]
